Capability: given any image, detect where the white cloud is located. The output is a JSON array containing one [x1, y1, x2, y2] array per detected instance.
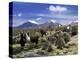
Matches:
[[28, 20, 38, 24], [49, 5, 67, 12], [37, 14, 45, 16], [36, 17, 42, 21], [13, 13, 22, 17], [18, 13, 22, 17], [37, 13, 78, 21], [50, 20, 56, 23]]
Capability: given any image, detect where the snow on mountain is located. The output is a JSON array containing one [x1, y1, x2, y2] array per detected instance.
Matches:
[[50, 20, 56, 23], [28, 20, 39, 25]]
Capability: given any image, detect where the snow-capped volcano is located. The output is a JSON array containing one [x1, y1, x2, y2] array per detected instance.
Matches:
[[16, 20, 39, 29], [45, 20, 57, 24], [49, 20, 56, 23], [15, 19, 61, 29], [38, 19, 60, 28], [28, 20, 39, 25]]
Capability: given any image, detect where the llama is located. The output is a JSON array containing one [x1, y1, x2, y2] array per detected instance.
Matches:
[[26, 33, 30, 42], [26, 32, 39, 46], [20, 32, 26, 49]]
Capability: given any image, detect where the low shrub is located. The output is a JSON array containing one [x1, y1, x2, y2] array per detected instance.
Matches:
[[71, 25, 78, 36], [55, 37, 65, 49], [51, 30, 71, 49], [63, 32, 71, 43]]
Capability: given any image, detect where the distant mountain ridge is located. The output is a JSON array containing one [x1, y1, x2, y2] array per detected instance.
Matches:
[[38, 20, 60, 28], [14, 20, 77, 29], [14, 20, 61, 29]]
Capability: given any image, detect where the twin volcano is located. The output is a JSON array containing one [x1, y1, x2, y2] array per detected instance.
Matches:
[[16, 20, 61, 29]]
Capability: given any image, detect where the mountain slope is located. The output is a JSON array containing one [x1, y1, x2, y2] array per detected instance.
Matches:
[[39, 20, 60, 28], [16, 21, 38, 29], [15, 20, 61, 29]]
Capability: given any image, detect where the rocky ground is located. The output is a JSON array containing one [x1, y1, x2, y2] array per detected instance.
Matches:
[[12, 35, 78, 58]]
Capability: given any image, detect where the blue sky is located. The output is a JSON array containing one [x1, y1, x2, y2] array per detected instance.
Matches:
[[9, 2, 78, 27]]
